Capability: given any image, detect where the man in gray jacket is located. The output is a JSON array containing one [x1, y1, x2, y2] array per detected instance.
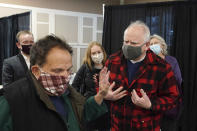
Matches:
[[2, 30, 34, 86]]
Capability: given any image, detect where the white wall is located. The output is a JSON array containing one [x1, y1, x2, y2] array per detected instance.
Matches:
[[0, 0, 120, 14], [0, 3, 103, 73]]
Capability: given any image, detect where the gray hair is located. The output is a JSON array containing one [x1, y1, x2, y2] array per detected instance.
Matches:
[[150, 34, 168, 55], [124, 20, 150, 43]]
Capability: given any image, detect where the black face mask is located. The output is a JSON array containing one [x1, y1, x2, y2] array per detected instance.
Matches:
[[122, 43, 146, 60], [21, 44, 32, 55]]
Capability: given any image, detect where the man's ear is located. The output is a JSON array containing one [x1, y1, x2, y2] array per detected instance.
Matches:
[[31, 65, 40, 79], [145, 42, 150, 50], [16, 42, 22, 50]]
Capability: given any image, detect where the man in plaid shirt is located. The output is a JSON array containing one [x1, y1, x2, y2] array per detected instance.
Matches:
[[105, 21, 180, 131]]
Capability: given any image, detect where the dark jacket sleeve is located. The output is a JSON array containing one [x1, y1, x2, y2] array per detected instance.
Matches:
[[172, 59, 182, 87], [0, 96, 13, 131], [2, 54, 28, 86], [2, 59, 14, 86], [84, 96, 108, 123], [72, 64, 86, 92]]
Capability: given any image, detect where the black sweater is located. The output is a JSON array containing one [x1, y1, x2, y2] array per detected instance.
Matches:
[[72, 64, 101, 98], [72, 64, 111, 130]]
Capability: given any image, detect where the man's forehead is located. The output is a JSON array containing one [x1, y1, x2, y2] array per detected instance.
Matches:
[[20, 34, 33, 39], [46, 47, 72, 63], [124, 27, 145, 42]]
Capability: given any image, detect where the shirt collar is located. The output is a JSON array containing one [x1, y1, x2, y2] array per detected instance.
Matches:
[[130, 53, 146, 64], [21, 51, 30, 69]]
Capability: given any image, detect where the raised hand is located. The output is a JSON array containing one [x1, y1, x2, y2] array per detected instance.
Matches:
[[94, 67, 111, 105], [98, 67, 110, 97], [131, 89, 152, 109]]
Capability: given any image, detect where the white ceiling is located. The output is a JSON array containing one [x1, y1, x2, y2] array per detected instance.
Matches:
[[0, 6, 30, 18]]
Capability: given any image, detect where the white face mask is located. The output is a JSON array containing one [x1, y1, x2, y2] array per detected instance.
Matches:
[[150, 44, 161, 55], [91, 53, 104, 64]]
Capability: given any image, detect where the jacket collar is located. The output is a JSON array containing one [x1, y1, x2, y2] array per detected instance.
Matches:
[[29, 72, 85, 113], [143, 49, 168, 67], [17, 53, 29, 71], [29, 72, 57, 112], [112, 50, 166, 88]]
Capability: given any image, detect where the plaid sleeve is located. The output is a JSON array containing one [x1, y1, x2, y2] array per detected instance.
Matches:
[[150, 66, 180, 112], [105, 59, 110, 69]]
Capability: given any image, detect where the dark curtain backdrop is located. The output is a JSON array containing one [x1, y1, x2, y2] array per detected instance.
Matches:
[[102, 1, 197, 131], [0, 12, 30, 85], [171, 2, 197, 131], [102, 2, 174, 55]]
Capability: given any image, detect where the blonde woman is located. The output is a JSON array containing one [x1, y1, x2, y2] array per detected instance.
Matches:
[[72, 41, 109, 131], [72, 41, 107, 98]]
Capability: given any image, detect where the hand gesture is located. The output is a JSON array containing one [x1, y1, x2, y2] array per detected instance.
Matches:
[[104, 82, 127, 101], [93, 74, 98, 83], [131, 89, 152, 109], [98, 67, 110, 97]]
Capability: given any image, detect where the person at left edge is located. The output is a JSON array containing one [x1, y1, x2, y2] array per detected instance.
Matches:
[[2, 30, 34, 86], [0, 35, 123, 131]]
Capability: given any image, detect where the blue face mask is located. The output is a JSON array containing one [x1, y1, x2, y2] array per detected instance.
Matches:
[[150, 44, 161, 55]]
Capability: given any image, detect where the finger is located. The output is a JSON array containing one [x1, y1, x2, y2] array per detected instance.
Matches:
[[93, 75, 96, 79], [140, 89, 147, 97], [116, 90, 127, 99], [99, 67, 109, 82], [106, 70, 110, 80], [131, 89, 139, 100], [115, 94, 127, 101], [113, 86, 124, 94], [100, 66, 107, 74], [99, 67, 107, 78], [93, 75, 96, 78], [101, 70, 110, 85], [109, 81, 115, 90], [131, 94, 136, 104]]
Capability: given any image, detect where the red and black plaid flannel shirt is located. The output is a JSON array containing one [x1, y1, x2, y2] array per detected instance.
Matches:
[[105, 50, 179, 131]]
